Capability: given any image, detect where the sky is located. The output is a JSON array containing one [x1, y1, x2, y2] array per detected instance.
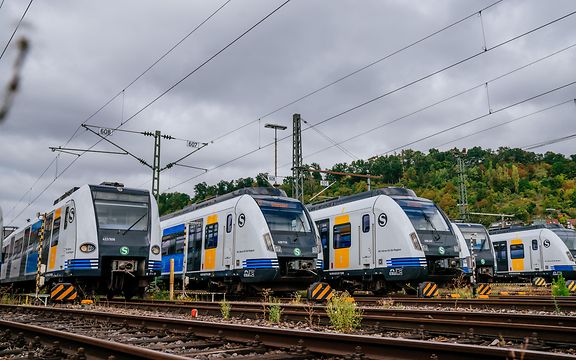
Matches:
[[0, 0, 575, 227]]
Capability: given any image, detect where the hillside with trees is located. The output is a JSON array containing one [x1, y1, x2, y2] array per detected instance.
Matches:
[[158, 147, 576, 226]]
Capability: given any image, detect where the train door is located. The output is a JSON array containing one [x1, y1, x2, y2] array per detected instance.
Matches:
[[18, 227, 31, 277], [0, 240, 10, 280], [60, 201, 76, 266], [6, 236, 15, 278], [47, 208, 62, 272], [359, 213, 374, 268], [530, 238, 541, 271], [203, 214, 218, 271], [223, 213, 234, 270], [316, 220, 330, 270], [187, 219, 203, 273], [493, 241, 508, 273], [25, 222, 41, 276], [41, 212, 53, 274], [333, 215, 351, 270], [509, 239, 525, 272]]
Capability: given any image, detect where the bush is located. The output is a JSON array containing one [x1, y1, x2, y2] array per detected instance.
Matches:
[[220, 299, 231, 320], [552, 274, 570, 297], [268, 298, 283, 323], [325, 292, 363, 333]]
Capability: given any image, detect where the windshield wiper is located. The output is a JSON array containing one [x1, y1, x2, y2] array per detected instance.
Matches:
[[122, 212, 148, 235], [421, 211, 440, 241]]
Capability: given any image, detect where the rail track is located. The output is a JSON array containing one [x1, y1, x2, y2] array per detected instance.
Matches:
[[1, 303, 574, 359], [103, 299, 576, 345]]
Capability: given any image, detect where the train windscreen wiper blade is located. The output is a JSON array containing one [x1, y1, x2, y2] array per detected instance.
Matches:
[[122, 212, 148, 235], [421, 210, 441, 240]]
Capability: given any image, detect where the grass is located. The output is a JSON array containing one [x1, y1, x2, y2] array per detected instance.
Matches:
[[325, 292, 363, 333], [552, 274, 570, 297], [268, 298, 283, 324], [220, 299, 231, 320]]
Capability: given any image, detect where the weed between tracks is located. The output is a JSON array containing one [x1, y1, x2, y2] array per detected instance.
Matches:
[[220, 299, 231, 320], [326, 292, 363, 333]]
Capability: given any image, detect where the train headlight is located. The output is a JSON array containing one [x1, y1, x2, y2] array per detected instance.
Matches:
[[263, 233, 274, 252], [421, 244, 429, 252], [454, 245, 460, 253], [151, 245, 160, 255], [79, 243, 96, 253], [410, 232, 422, 251]]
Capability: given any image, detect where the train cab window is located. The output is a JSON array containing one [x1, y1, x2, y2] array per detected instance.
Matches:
[[532, 239, 538, 251], [205, 223, 218, 249], [362, 214, 370, 233], [510, 244, 524, 259], [226, 214, 232, 233], [161, 240, 170, 256], [63, 207, 69, 230], [23, 227, 31, 253], [333, 223, 352, 249]]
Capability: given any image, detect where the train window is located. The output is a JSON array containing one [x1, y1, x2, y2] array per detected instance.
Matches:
[[510, 244, 524, 259], [205, 223, 218, 249], [161, 240, 170, 256], [333, 223, 352, 249], [226, 214, 232, 233], [63, 207, 69, 230], [23, 227, 31, 253], [13, 235, 23, 258], [532, 239, 538, 251], [51, 212, 62, 247], [362, 214, 370, 233]]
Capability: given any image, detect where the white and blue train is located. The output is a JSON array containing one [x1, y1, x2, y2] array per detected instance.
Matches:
[[308, 188, 463, 294], [0, 183, 161, 299], [160, 188, 323, 293], [489, 224, 576, 280]]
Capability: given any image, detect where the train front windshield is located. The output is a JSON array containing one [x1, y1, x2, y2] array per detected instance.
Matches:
[[551, 228, 576, 253], [458, 227, 491, 251], [257, 199, 313, 233], [395, 199, 450, 232], [93, 191, 150, 233]]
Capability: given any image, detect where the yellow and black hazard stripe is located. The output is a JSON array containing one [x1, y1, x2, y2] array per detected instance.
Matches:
[[566, 280, 576, 293], [419, 282, 438, 298], [307, 282, 334, 301], [50, 283, 78, 302], [476, 283, 492, 296], [533, 277, 547, 287]]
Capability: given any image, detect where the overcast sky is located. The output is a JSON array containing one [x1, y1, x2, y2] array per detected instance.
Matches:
[[1, 0, 575, 227]]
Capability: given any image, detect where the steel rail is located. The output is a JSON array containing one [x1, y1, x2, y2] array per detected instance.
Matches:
[[2, 304, 574, 360], [0, 318, 188, 360], [104, 300, 576, 344]]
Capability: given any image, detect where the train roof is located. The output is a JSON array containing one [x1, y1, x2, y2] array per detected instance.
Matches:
[[161, 187, 288, 221], [53, 182, 148, 205], [489, 223, 569, 235], [306, 187, 417, 212]]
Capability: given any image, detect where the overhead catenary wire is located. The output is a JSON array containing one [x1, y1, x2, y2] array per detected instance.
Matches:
[[7, 0, 292, 225], [165, 9, 576, 191], [294, 42, 576, 164], [377, 80, 576, 156], [206, 0, 505, 145], [4, 0, 233, 220], [434, 99, 575, 149], [5, 0, 498, 220], [0, 0, 33, 61], [523, 131, 576, 150]]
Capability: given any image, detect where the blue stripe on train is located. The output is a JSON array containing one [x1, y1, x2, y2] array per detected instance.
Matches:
[[163, 224, 185, 237], [386, 257, 427, 267], [552, 265, 576, 271], [243, 258, 279, 269]]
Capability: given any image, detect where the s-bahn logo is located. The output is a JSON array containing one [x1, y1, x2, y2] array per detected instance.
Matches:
[[438, 246, 445, 255], [67, 207, 75, 223], [294, 248, 301, 256], [378, 213, 388, 227], [238, 214, 246, 227], [543, 239, 551, 248], [120, 246, 129, 255], [480, 258, 486, 265]]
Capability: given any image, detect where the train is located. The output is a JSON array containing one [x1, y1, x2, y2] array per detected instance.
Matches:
[[455, 223, 496, 282], [0, 182, 162, 299], [307, 187, 462, 294], [160, 187, 322, 293], [489, 224, 576, 280], [451, 223, 472, 277]]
